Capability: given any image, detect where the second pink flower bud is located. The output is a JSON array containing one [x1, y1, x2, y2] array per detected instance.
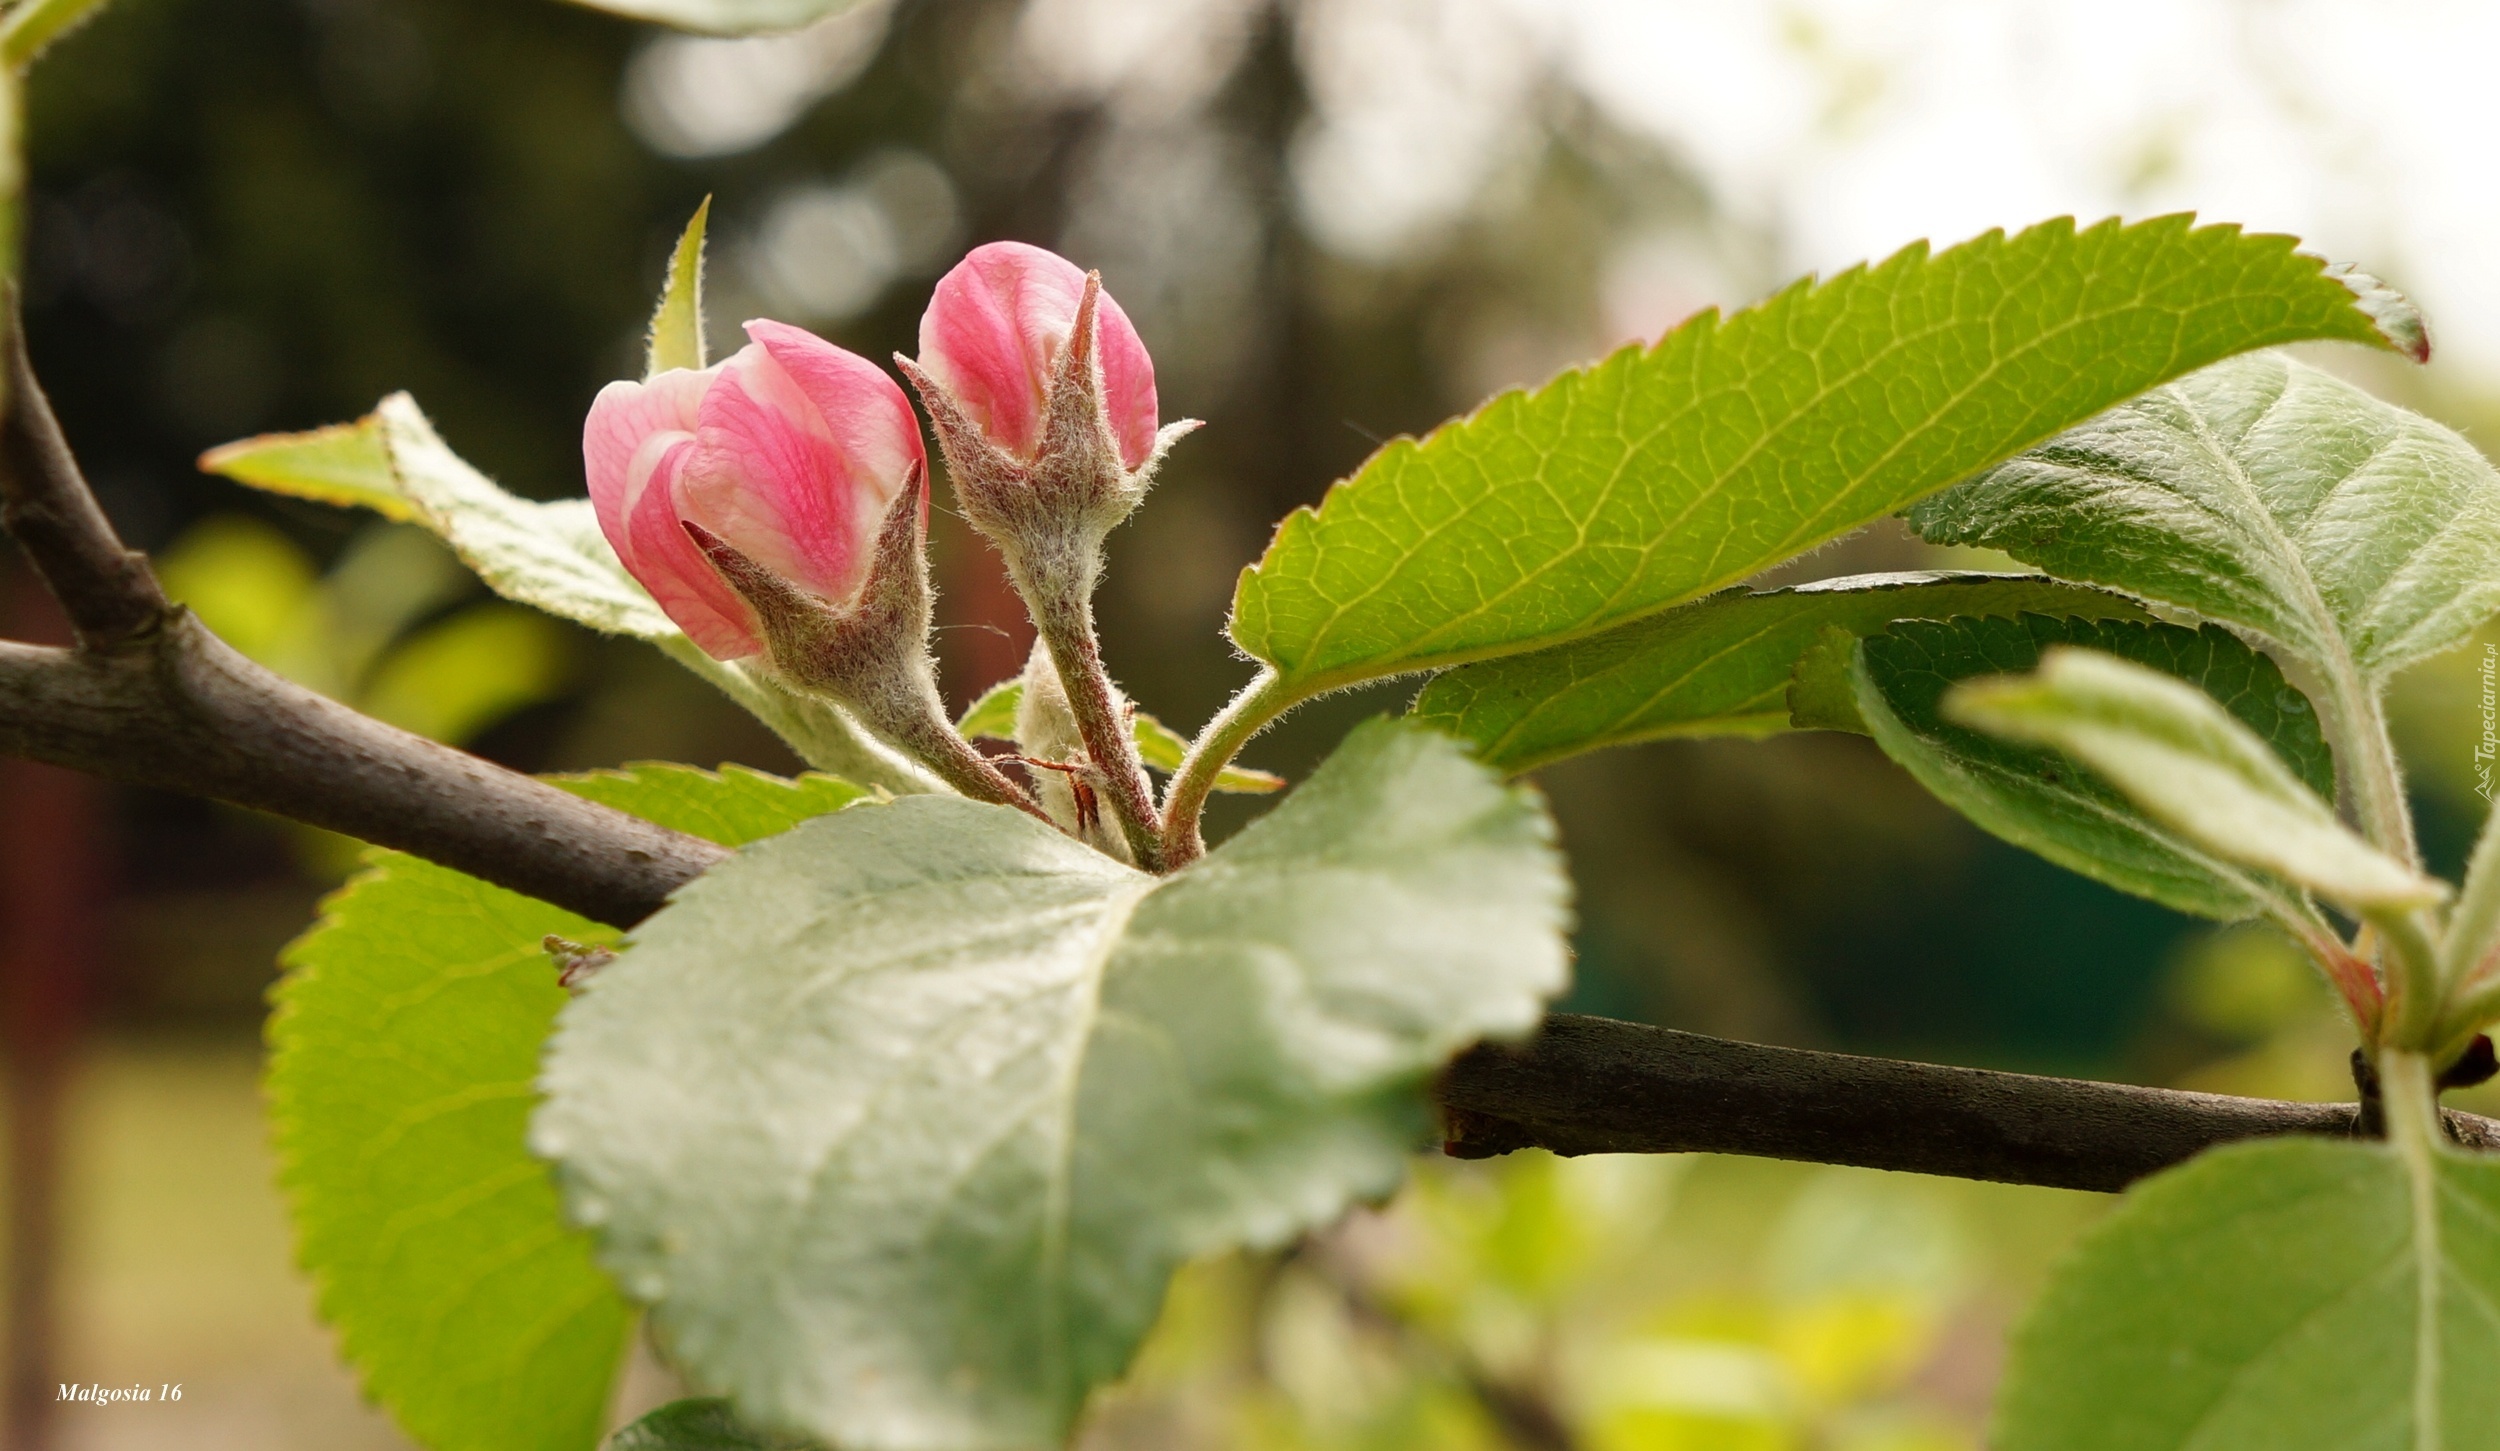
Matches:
[[915, 240, 1161, 471]]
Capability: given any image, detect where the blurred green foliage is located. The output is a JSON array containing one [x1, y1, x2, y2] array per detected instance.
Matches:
[[156, 512, 569, 746], [154, 512, 570, 871], [1075, 1151, 2095, 1451]]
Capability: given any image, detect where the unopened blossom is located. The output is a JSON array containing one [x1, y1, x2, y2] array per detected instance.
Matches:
[[584, 319, 925, 660], [914, 240, 1160, 470]]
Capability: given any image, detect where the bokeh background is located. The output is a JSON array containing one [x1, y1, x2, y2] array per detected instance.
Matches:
[[7, 0, 2500, 1446]]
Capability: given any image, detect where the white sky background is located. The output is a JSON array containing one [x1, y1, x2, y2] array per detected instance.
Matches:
[[626, 0, 2500, 381], [1284, 0, 2500, 380]]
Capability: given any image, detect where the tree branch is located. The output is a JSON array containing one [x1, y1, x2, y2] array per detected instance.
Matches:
[[0, 311, 729, 928], [0, 628, 728, 926], [1439, 1015, 2500, 1192], [0, 320, 2479, 1196]]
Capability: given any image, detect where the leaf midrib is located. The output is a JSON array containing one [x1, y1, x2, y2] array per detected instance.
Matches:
[[1039, 882, 1152, 1415]]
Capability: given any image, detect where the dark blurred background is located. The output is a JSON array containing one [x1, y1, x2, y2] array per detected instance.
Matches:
[[6, 0, 2499, 1446]]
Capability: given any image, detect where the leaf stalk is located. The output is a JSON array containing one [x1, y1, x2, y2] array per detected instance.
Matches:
[[2329, 675, 2420, 869], [1160, 668, 1298, 867]]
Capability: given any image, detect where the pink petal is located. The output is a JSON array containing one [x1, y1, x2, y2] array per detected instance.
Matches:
[[624, 433, 763, 659], [746, 318, 925, 528], [1093, 287, 1159, 469], [584, 368, 714, 557], [918, 241, 1161, 468], [678, 326, 922, 608]]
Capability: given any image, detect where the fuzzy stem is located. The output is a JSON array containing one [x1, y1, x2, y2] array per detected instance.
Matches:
[[1026, 569, 1165, 871], [2331, 674, 2419, 868], [2378, 908, 2448, 1051], [877, 704, 1054, 821], [1161, 668, 1298, 868], [2380, 1048, 2445, 1451]]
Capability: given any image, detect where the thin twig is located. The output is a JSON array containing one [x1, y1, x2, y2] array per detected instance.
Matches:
[[0, 302, 166, 649]]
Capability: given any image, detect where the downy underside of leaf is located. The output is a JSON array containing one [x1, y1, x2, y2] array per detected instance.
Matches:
[[534, 720, 1570, 1451], [1909, 349, 2500, 688], [1945, 647, 2442, 912]]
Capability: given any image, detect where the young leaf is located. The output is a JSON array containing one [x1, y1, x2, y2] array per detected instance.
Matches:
[[1840, 615, 2331, 921], [534, 720, 1569, 1451], [1995, 1137, 2500, 1451], [958, 678, 1284, 793], [359, 604, 572, 746], [1908, 351, 2500, 688], [2442, 795, 2500, 999], [647, 199, 711, 378], [1409, 572, 2147, 774], [558, 0, 866, 34], [375, 393, 681, 641], [1948, 647, 2442, 912], [1230, 217, 2424, 701], [955, 677, 1022, 741], [198, 417, 416, 523], [609, 1399, 817, 1451], [0, 0, 116, 68], [270, 764, 864, 1451]]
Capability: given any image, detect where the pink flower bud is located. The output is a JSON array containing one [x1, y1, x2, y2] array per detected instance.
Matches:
[[915, 241, 1159, 470], [585, 320, 926, 660]]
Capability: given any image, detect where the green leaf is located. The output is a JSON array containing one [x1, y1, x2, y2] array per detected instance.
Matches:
[[1995, 1137, 2500, 1451], [957, 678, 1285, 794], [360, 603, 572, 747], [647, 200, 711, 379], [1948, 647, 2443, 912], [553, 762, 867, 842], [270, 764, 861, 1451], [1908, 350, 2500, 688], [198, 417, 417, 523], [1410, 571, 2148, 774], [559, 0, 867, 36], [0, 0, 112, 70], [1229, 217, 2425, 701], [1843, 614, 2332, 920], [955, 677, 1023, 742], [376, 393, 680, 641], [534, 719, 1568, 1450], [609, 1399, 817, 1451]]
